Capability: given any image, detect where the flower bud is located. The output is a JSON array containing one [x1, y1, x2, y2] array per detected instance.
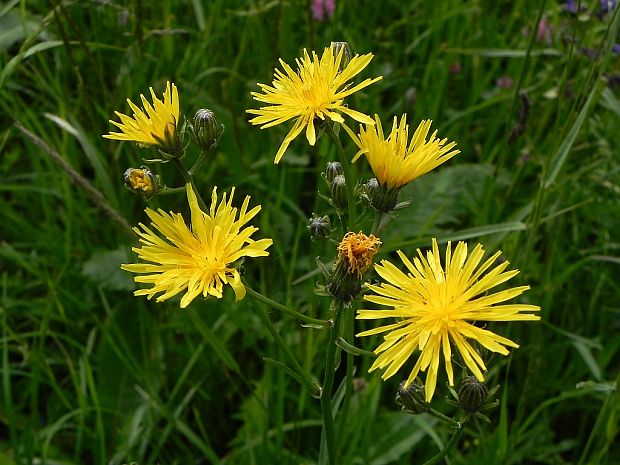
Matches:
[[458, 376, 488, 413], [308, 214, 331, 240], [396, 381, 430, 414], [191, 108, 224, 151], [331, 41, 352, 71], [365, 179, 400, 212], [364, 177, 380, 197], [330, 174, 348, 210], [124, 167, 159, 199], [323, 161, 343, 185], [327, 265, 362, 303]]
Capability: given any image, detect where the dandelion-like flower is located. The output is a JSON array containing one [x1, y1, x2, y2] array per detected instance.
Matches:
[[247, 44, 382, 163], [346, 114, 459, 190], [357, 239, 540, 402], [337, 231, 381, 276], [104, 81, 180, 155], [122, 184, 272, 308], [327, 232, 381, 302]]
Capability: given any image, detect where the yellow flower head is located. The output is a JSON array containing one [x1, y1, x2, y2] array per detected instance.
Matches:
[[337, 231, 381, 276], [124, 167, 157, 196], [104, 81, 180, 154], [345, 115, 460, 190], [122, 184, 272, 308], [357, 239, 540, 402], [247, 44, 382, 163]]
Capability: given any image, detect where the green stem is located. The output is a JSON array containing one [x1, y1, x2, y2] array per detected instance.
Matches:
[[371, 212, 382, 235], [189, 149, 208, 176], [157, 186, 186, 196], [254, 306, 321, 398], [172, 158, 208, 211], [320, 304, 342, 465], [324, 124, 355, 228], [246, 287, 333, 327], [336, 310, 354, 444], [336, 337, 376, 358], [421, 427, 463, 465], [371, 211, 391, 236], [428, 408, 462, 429]]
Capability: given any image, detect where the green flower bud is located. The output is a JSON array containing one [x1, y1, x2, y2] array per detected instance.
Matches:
[[308, 214, 331, 240], [323, 161, 343, 185], [330, 174, 348, 210], [331, 41, 352, 71], [327, 261, 362, 303], [458, 376, 488, 413], [191, 108, 224, 151], [396, 381, 430, 414], [366, 179, 400, 212]]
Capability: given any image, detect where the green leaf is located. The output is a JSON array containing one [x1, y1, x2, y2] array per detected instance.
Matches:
[[44, 113, 119, 208], [545, 84, 599, 188], [367, 414, 431, 465], [385, 222, 527, 252], [81, 246, 134, 291], [189, 312, 241, 375]]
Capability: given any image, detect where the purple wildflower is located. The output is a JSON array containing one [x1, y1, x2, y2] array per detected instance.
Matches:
[[311, 0, 335, 21], [564, 0, 578, 13], [536, 17, 553, 45], [600, 0, 617, 14]]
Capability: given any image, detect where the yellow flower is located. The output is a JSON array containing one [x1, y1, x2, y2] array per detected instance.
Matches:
[[122, 183, 272, 308], [327, 232, 381, 302], [337, 231, 382, 276], [124, 167, 158, 197], [345, 114, 460, 190], [357, 239, 540, 402], [247, 44, 382, 163], [104, 81, 180, 154]]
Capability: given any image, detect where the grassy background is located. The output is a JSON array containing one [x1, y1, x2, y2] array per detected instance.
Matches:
[[1, 0, 619, 463]]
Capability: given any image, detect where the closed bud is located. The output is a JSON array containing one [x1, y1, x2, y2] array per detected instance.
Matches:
[[458, 376, 488, 413], [365, 179, 400, 213], [365, 177, 380, 194], [396, 381, 430, 414], [308, 214, 331, 240], [327, 264, 362, 303], [331, 41, 352, 71], [323, 161, 343, 185], [191, 108, 224, 151], [330, 174, 348, 210], [124, 167, 159, 199]]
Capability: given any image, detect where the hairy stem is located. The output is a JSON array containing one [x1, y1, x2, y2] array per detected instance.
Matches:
[[421, 427, 463, 465], [320, 304, 342, 465], [247, 287, 333, 327]]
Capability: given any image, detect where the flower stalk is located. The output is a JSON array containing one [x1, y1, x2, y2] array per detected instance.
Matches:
[[255, 304, 322, 398], [421, 427, 464, 465], [320, 303, 342, 465], [246, 287, 333, 327], [172, 158, 208, 211], [325, 123, 356, 226]]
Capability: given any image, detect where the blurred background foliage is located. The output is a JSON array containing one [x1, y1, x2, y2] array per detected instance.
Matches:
[[0, 0, 619, 464]]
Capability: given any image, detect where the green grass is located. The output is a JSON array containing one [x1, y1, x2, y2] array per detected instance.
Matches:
[[1, 0, 619, 464]]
